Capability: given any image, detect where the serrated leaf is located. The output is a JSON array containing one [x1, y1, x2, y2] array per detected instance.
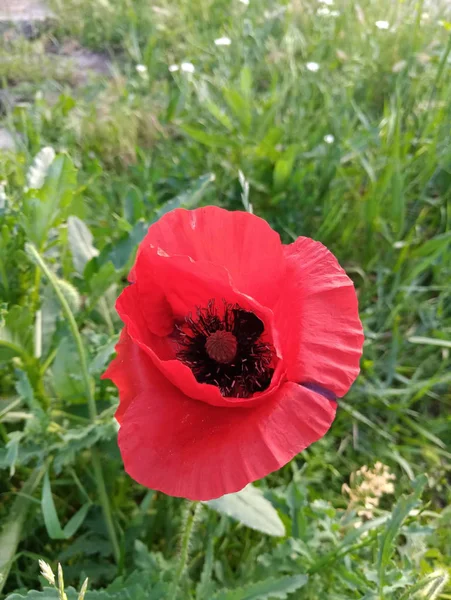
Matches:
[[15, 369, 46, 421], [377, 475, 427, 588], [205, 484, 285, 537], [210, 575, 308, 600], [68, 216, 99, 275], [52, 421, 116, 473]]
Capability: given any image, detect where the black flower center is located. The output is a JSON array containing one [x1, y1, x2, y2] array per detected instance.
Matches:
[[176, 300, 274, 398]]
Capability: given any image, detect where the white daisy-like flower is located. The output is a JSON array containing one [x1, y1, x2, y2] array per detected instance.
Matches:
[[135, 64, 147, 74], [306, 62, 320, 72], [181, 62, 195, 73], [214, 37, 232, 46], [375, 20, 390, 30], [168, 64, 179, 72], [324, 134, 335, 144]]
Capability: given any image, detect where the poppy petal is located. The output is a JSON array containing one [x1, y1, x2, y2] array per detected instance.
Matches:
[[133, 206, 285, 307], [275, 237, 364, 397], [110, 332, 337, 500], [116, 255, 284, 408]]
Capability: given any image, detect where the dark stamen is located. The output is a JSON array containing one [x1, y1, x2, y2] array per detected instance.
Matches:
[[176, 300, 274, 398]]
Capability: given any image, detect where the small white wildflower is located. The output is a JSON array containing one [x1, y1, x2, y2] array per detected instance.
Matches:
[[181, 62, 195, 73], [168, 64, 179, 72], [39, 560, 55, 586], [317, 7, 330, 15], [214, 36, 232, 46], [330, 10, 340, 16], [306, 62, 320, 72], [318, 0, 334, 4], [375, 20, 390, 30], [135, 64, 147, 74], [421, 12, 429, 21], [324, 134, 335, 144], [27, 147, 55, 190], [239, 0, 249, 4]]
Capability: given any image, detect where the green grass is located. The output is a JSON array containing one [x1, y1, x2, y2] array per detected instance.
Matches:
[[0, 0, 450, 598]]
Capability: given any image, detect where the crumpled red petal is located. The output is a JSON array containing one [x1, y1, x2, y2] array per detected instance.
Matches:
[[105, 331, 337, 500], [131, 206, 285, 307], [274, 237, 364, 398]]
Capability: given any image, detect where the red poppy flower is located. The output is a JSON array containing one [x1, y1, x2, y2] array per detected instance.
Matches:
[[103, 207, 364, 500]]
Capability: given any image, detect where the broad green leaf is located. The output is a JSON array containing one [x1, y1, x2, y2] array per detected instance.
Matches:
[[240, 66, 253, 99], [210, 575, 308, 600], [51, 337, 85, 403], [22, 155, 77, 248], [377, 475, 427, 588], [0, 465, 46, 594], [223, 88, 252, 134], [203, 99, 234, 131], [205, 484, 285, 537], [0, 305, 33, 362], [68, 216, 99, 275], [273, 146, 297, 191], [156, 173, 215, 219], [181, 126, 233, 148], [87, 262, 117, 309]]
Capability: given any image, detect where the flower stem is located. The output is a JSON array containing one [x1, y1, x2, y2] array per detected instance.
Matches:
[[26, 243, 121, 564], [169, 502, 200, 600]]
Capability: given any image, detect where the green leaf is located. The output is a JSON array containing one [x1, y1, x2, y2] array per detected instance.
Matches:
[[156, 173, 215, 219], [0, 305, 33, 362], [15, 369, 46, 421], [41, 471, 90, 540], [205, 484, 285, 537], [22, 155, 77, 248], [210, 575, 308, 600], [123, 185, 144, 223], [52, 421, 116, 473], [223, 88, 252, 134], [181, 126, 234, 148], [87, 262, 117, 309], [0, 465, 46, 594], [41, 471, 66, 539], [68, 216, 99, 275], [377, 475, 427, 589], [273, 146, 297, 191], [51, 337, 85, 403]]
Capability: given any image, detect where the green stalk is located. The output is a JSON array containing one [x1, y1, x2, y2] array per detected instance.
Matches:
[[169, 502, 200, 600], [25, 243, 120, 564]]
